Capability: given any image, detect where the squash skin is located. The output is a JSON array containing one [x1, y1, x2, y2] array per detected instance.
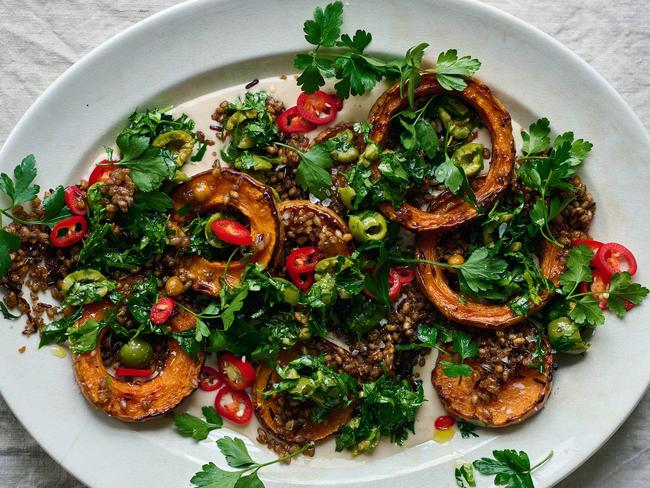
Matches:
[[252, 339, 359, 443], [415, 232, 566, 329], [368, 73, 515, 232], [432, 339, 554, 427], [278, 200, 353, 258], [171, 168, 282, 297], [72, 302, 203, 422]]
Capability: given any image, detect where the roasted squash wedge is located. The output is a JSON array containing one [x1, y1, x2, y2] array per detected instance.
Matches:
[[278, 200, 352, 258], [72, 302, 202, 422], [416, 232, 566, 329], [432, 338, 554, 427], [368, 73, 515, 232], [171, 168, 282, 297], [252, 339, 359, 443]]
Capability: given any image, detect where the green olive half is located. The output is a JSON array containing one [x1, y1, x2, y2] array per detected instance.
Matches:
[[452, 143, 484, 178], [152, 130, 195, 167]]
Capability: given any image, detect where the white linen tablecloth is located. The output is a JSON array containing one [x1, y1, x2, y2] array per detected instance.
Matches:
[[0, 1, 648, 486]]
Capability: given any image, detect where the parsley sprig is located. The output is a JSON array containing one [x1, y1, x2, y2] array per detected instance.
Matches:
[[295, 1, 480, 107], [275, 143, 333, 199], [518, 118, 593, 246], [174, 406, 223, 441], [190, 436, 312, 488], [0, 156, 71, 276], [473, 449, 553, 488], [396, 323, 478, 378], [557, 244, 649, 326]]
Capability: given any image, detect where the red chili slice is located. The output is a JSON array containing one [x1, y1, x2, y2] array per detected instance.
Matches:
[[211, 219, 253, 246], [88, 160, 117, 186], [115, 367, 152, 377], [276, 106, 317, 133], [297, 91, 339, 125], [434, 415, 455, 430], [50, 216, 88, 247], [387, 269, 402, 301], [286, 246, 321, 274], [64, 185, 87, 216], [199, 366, 224, 392], [594, 242, 637, 278], [150, 297, 175, 324], [218, 353, 256, 391], [215, 386, 253, 424], [394, 268, 416, 285], [286, 246, 322, 292]]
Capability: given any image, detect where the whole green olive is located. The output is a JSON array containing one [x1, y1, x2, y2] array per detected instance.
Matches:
[[547, 317, 589, 354], [119, 338, 154, 369], [348, 210, 388, 243]]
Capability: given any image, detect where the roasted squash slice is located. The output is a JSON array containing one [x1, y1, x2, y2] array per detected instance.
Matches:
[[278, 200, 352, 258], [72, 302, 202, 422], [432, 338, 554, 427], [368, 73, 515, 232], [252, 339, 359, 443], [416, 232, 566, 329], [171, 168, 282, 297]]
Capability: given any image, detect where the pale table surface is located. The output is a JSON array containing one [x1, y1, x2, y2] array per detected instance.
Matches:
[[0, 1, 648, 487]]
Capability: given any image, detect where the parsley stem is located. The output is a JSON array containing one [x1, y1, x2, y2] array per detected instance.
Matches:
[[274, 142, 306, 157], [257, 442, 314, 468], [392, 256, 460, 271], [1, 209, 50, 227], [529, 450, 554, 472]]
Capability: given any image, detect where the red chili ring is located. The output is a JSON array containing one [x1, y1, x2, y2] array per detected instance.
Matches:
[[594, 242, 637, 277], [50, 215, 88, 248], [199, 366, 224, 392]]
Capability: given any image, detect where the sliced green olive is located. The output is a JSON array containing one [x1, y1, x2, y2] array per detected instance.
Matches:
[[225, 111, 248, 131], [329, 130, 359, 163], [204, 213, 227, 248], [234, 154, 279, 172], [452, 143, 484, 177], [119, 338, 153, 369], [236, 134, 255, 149], [547, 316, 590, 354], [61, 269, 108, 294], [315, 256, 355, 300], [152, 130, 194, 167], [437, 106, 471, 140], [273, 278, 300, 306], [348, 211, 388, 243], [358, 142, 380, 167], [338, 186, 356, 209]]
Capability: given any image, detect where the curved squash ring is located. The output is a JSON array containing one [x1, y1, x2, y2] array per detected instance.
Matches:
[[171, 168, 282, 297], [252, 339, 356, 443], [415, 232, 566, 329], [72, 302, 203, 422], [432, 338, 554, 427], [278, 200, 352, 258], [368, 73, 515, 232]]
